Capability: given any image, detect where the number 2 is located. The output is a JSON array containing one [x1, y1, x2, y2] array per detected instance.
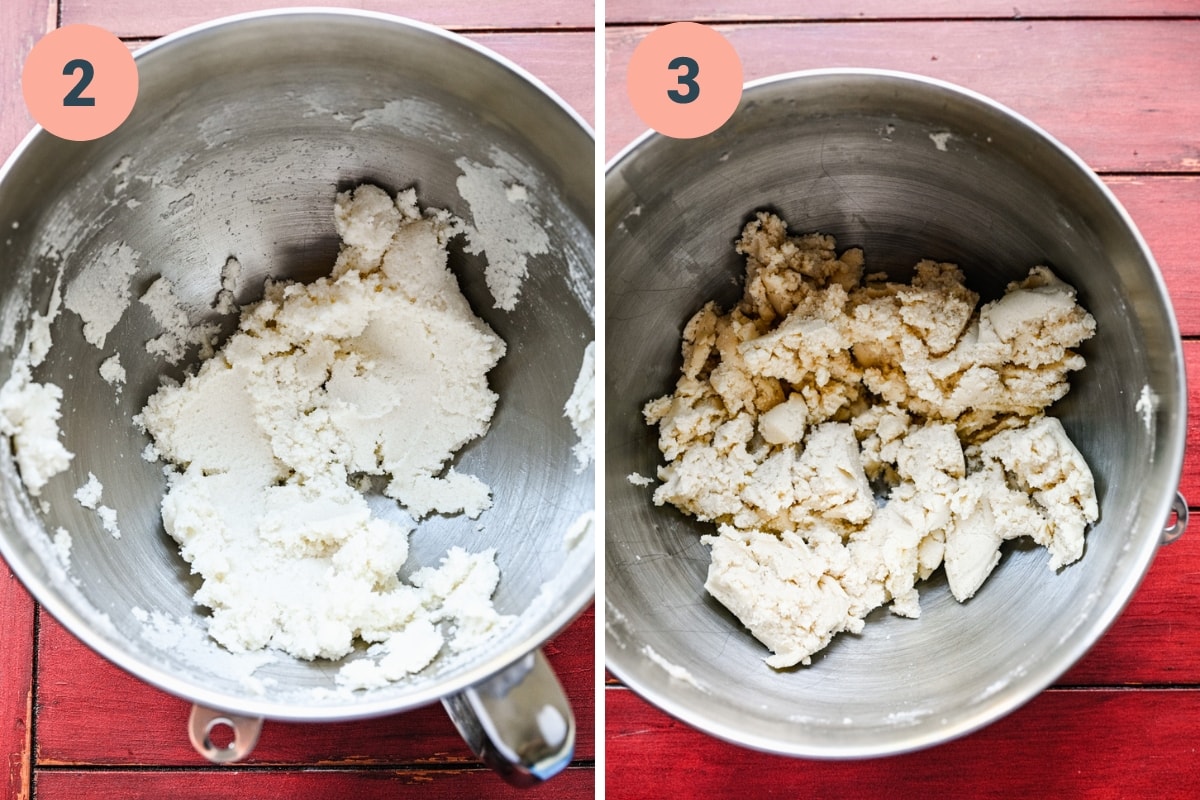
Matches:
[[63, 58, 96, 107], [667, 56, 699, 104]]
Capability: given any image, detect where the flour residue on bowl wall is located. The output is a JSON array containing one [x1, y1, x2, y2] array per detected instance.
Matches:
[[641, 643, 705, 691], [63, 243, 139, 349], [455, 155, 550, 311], [929, 131, 953, 151], [131, 606, 280, 694], [73, 472, 121, 539], [1136, 384, 1158, 462], [139, 275, 221, 364], [564, 341, 595, 471]]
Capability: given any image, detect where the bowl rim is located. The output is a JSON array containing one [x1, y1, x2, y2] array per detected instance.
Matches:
[[603, 66, 1187, 758], [0, 6, 596, 723]]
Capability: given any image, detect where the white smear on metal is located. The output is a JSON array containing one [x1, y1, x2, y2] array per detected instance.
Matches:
[[564, 342, 595, 471], [604, 598, 630, 651], [1136, 383, 1157, 431], [1136, 383, 1157, 462], [641, 644, 705, 690], [349, 97, 456, 140], [139, 276, 220, 364], [564, 509, 594, 550], [63, 241, 139, 349], [131, 606, 278, 694], [51, 527, 72, 569], [929, 131, 953, 151], [885, 708, 932, 726], [456, 157, 550, 311]]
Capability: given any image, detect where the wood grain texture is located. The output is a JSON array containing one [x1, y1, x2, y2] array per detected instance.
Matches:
[[1180, 341, 1200, 503], [1061, 511, 1200, 685], [106, 32, 595, 129], [60, 0, 594, 36], [604, 686, 1200, 799], [0, 567, 35, 800], [605, 20, 1200, 168], [35, 606, 594, 767], [1105, 176, 1200, 337], [34, 764, 595, 799], [0, 0, 52, 167], [607, 0, 1200, 23], [473, 32, 596, 127]]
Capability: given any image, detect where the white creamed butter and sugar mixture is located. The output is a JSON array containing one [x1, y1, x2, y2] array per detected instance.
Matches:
[[644, 212, 1099, 668], [137, 185, 513, 688]]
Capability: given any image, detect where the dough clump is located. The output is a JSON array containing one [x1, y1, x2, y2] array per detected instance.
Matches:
[[138, 185, 511, 686], [644, 212, 1099, 668]]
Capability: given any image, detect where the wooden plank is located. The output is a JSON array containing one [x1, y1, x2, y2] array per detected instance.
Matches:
[[473, 32, 595, 127], [604, 20, 1200, 171], [607, 0, 1200, 23], [1180, 341, 1200, 505], [604, 685, 1200, 798], [61, 0, 594, 36], [34, 764, 595, 799], [35, 607, 593, 766], [1103, 176, 1200, 337], [0, 0, 53, 167], [1063, 520, 1200, 685], [0, 563, 35, 800]]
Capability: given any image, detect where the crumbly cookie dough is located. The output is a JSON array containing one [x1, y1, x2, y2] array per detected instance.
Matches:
[[137, 185, 512, 682], [644, 212, 1098, 668]]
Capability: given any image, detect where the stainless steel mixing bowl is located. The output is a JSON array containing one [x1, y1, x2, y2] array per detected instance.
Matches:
[[0, 9, 593, 784], [605, 69, 1186, 757]]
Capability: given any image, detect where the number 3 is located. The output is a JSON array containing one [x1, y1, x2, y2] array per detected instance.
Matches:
[[667, 56, 699, 104], [63, 58, 96, 107]]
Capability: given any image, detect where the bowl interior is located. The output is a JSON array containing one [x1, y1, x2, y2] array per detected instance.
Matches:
[[605, 70, 1184, 756], [0, 10, 594, 720]]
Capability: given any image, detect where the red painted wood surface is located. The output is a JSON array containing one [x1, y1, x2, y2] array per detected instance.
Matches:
[[35, 765, 596, 799], [605, 687, 1200, 798], [1107, 177, 1200, 337], [1, 570, 34, 800], [34, 606, 594, 767], [607, 0, 1200, 23], [605, 20, 1200, 168], [605, 8, 1200, 800], [1, 3, 595, 797], [62, 0, 594, 36], [0, 0, 51, 164], [475, 31, 596, 128]]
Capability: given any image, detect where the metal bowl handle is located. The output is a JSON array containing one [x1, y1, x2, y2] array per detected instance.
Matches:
[[188, 704, 263, 763], [442, 648, 576, 787], [1161, 491, 1190, 545]]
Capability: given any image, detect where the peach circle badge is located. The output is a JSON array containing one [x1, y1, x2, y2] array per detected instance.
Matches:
[[22, 24, 139, 142], [626, 22, 744, 139]]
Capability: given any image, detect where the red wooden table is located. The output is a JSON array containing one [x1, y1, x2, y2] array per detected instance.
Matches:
[[0, 2, 595, 798], [605, 4, 1200, 798]]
